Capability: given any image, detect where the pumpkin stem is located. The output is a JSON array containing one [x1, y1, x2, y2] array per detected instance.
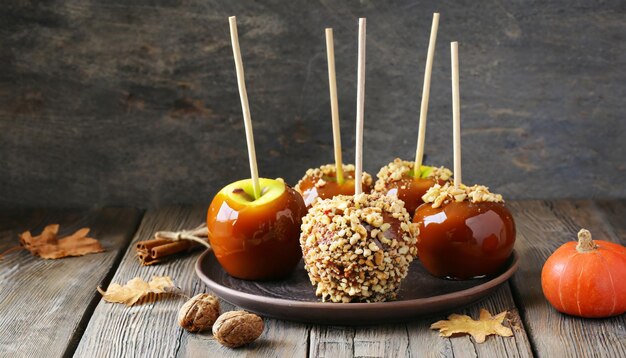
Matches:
[[576, 229, 598, 253]]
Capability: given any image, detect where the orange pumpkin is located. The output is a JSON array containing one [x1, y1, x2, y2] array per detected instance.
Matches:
[[541, 229, 626, 318]]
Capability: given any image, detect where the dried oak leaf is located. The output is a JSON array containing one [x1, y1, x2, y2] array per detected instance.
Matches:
[[430, 308, 513, 343], [98, 276, 175, 306], [19, 224, 104, 259]]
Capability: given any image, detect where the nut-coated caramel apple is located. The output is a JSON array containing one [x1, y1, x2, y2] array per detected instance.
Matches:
[[295, 164, 373, 207], [300, 192, 417, 302], [207, 178, 306, 280], [374, 159, 452, 216], [413, 183, 515, 280]]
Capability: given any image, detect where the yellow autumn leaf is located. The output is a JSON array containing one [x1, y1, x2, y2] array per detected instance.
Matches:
[[430, 308, 513, 343], [97, 276, 175, 306]]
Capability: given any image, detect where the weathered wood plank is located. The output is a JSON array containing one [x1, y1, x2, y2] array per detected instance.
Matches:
[[0, 208, 142, 357], [354, 325, 410, 358], [309, 326, 354, 358], [508, 200, 626, 358], [310, 282, 533, 357], [596, 200, 626, 241], [74, 205, 309, 358], [406, 283, 532, 358]]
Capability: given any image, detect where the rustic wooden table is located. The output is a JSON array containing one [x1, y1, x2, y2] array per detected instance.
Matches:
[[1, 200, 625, 357]]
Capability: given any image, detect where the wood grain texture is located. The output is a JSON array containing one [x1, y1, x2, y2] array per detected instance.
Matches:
[[596, 200, 626, 240], [0, 208, 142, 357], [309, 283, 532, 358], [309, 326, 354, 358], [1, 1, 625, 208], [74, 205, 310, 358], [508, 200, 626, 358], [406, 284, 532, 358]]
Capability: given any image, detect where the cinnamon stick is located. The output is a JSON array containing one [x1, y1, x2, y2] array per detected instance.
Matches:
[[150, 240, 193, 258], [137, 251, 161, 266], [135, 223, 210, 266], [137, 239, 171, 251], [136, 240, 198, 266]]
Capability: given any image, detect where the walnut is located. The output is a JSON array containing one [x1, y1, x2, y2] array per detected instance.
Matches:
[[212, 311, 264, 348], [178, 293, 220, 332]]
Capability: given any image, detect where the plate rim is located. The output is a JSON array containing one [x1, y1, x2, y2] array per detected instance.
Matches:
[[195, 249, 519, 310]]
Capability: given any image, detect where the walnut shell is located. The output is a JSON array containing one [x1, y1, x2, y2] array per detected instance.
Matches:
[[178, 293, 220, 332], [212, 311, 264, 348]]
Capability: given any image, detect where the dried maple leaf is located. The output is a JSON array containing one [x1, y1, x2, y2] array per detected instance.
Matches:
[[430, 308, 513, 343], [19, 224, 104, 259], [97, 276, 175, 306]]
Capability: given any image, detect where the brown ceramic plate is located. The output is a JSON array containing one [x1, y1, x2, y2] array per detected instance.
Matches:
[[195, 250, 519, 325]]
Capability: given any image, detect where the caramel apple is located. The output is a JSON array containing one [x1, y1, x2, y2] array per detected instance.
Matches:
[[374, 158, 452, 216], [295, 164, 373, 207], [299, 18, 419, 303], [294, 29, 374, 208], [376, 14, 444, 217], [214, 18, 307, 280], [414, 183, 516, 279], [300, 192, 418, 302], [207, 178, 306, 280], [412, 41, 517, 280]]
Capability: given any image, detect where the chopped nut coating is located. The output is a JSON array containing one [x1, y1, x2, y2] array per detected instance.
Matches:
[[296, 164, 373, 192], [422, 182, 504, 208], [300, 192, 418, 303], [374, 158, 452, 192]]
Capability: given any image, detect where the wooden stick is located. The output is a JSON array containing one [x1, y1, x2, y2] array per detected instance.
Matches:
[[354, 18, 366, 196], [451, 41, 462, 188], [326, 28, 344, 185], [414, 13, 440, 172], [229, 16, 261, 199]]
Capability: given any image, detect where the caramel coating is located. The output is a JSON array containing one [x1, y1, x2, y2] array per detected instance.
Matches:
[[207, 183, 306, 280], [295, 164, 373, 207], [414, 200, 515, 280], [374, 159, 451, 216]]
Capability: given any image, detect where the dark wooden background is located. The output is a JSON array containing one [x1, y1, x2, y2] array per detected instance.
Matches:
[[1, 0, 624, 208]]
